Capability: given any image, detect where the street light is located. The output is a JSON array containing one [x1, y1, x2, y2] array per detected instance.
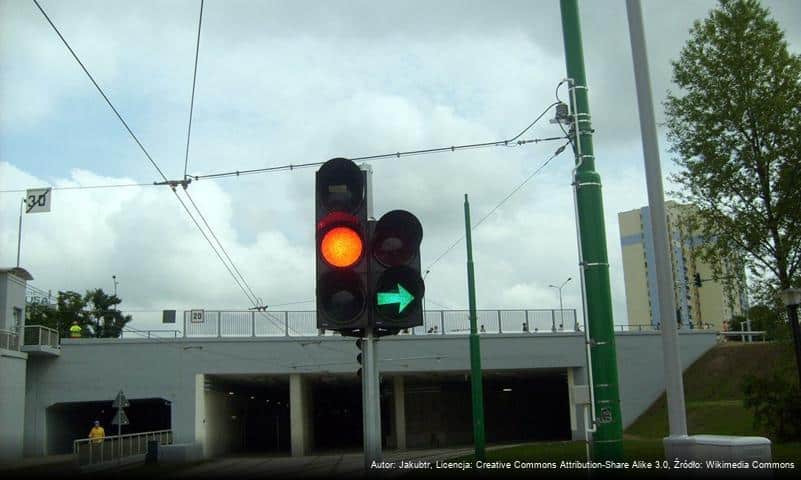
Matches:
[[779, 288, 801, 388], [112, 275, 119, 297], [549, 277, 572, 332]]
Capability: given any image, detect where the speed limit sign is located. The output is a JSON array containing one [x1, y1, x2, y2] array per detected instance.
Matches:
[[190, 309, 205, 323]]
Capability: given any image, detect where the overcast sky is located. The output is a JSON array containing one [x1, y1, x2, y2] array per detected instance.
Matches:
[[1, 0, 799, 334]]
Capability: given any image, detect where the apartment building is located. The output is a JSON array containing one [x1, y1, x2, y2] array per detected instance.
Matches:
[[618, 202, 746, 331]]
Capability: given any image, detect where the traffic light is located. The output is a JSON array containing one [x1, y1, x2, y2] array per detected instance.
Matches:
[[369, 210, 425, 330], [356, 338, 363, 377], [694, 273, 702, 288], [316, 158, 369, 332]]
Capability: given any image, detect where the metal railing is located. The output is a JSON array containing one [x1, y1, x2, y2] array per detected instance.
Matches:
[[73, 429, 172, 468], [0, 328, 20, 351], [181, 309, 581, 338], [120, 329, 181, 340], [23, 325, 60, 348]]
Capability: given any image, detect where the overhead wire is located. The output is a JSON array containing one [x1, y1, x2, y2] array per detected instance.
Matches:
[[31, 0, 169, 183], [183, 0, 204, 180], [187, 103, 563, 181], [32, 0, 276, 319], [0, 183, 154, 194], [423, 140, 572, 278]]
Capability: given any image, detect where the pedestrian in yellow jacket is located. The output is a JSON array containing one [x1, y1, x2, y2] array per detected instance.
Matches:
[[69, 321, 82, 338], [89, 420, 105, 445]]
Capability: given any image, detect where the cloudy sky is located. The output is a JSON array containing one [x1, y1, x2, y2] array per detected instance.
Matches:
[[2, 0, 799, 334]]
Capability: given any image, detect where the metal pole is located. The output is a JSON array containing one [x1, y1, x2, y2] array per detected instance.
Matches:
[[464, 194, 486, 461], [560, 0, 624, 460], [626, 0, 688, 438], [558, 287, 565, 331], [17, 198, 24, 267], [362, 326, 382, 471]]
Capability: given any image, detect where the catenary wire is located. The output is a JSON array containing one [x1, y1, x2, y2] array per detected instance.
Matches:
[[0, 183, 154, 194], [183, 0, 204, 180], [188, 103, 563, 181], [182, 188, 261, 305], [423, 140, 571, 278], [32, 0, 169, 183], [33, 0, 275, 316]]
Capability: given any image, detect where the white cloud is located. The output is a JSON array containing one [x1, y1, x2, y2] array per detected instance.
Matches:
[[1, 0, 798, 334]]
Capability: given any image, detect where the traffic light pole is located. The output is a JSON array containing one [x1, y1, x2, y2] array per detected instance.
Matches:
[[464, 194, 486, 461], [362, 327, 382, 473], [560, 0, 624, 460]]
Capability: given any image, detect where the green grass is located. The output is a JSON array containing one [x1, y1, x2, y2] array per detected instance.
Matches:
[[405, 343, 801, 478], [626, 343, 790, 439]]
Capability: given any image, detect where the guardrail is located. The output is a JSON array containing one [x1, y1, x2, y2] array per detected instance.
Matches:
[[718, 330, 767, 342], [73, 429, 172, 468], [182, 309, 582, 338], [0, 329, 20, 351], [23, 325, 59, 348], [120, 329, 181, 340]]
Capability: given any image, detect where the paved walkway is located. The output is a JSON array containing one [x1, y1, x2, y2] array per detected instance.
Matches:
[[167, 446, 516, 478]]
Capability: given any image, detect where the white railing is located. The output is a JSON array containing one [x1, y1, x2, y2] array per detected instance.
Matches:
[[181, 309, 582, 338], [23, 325, 59, 348], [0, 328, 20, 351], [73, 429, 172, 467], [120, 329, 181, 340]]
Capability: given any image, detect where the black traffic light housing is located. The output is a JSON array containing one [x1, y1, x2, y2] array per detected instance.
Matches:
[[369, 210, 425, 330], [316, 158, 369, 331]]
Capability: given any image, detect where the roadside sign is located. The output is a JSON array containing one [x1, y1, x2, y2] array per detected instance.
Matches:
[[162, 310, 176, 324], [25, 188, 52, 213], [112, 390, 130, 408], [111, 409, 129, 426], [190, 309, 205, 324]]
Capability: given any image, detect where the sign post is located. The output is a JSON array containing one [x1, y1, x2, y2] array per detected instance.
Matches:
[[111, 390, 130, 464]]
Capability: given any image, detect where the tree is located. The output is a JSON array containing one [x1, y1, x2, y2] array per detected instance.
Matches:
[[665, 0, 801, 303], [26, 289, 132, 338], [83, 289, 132, 338]]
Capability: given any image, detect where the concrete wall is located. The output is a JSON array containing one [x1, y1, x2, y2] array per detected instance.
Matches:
[[0, 348, 28, 460], [616, 332, 717, 427], [0, 271, 27, 333], [21, 331, 717, 457]]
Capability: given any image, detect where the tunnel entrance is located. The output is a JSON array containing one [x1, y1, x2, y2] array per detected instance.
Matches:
[[46, 398, 171, 454], [310, 376, 393, 453], [404, 369, 570, 448], [204, 374, 290, 455]]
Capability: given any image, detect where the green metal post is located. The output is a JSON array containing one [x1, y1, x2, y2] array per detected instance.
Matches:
[[464, 194, 486, 461], [559, 0, 624, 461]]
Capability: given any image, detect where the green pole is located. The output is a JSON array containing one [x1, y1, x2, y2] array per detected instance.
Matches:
[[559, 0, 624, 461], [464, 194, 486, 461]]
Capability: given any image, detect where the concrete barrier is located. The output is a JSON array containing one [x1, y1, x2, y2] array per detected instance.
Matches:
[[158, 443, 203, 464]]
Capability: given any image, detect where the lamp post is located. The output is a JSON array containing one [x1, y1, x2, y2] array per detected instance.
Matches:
[[112, 275, 119, 297], [780, 288, 801, 388], [549, 277, 572, 331]]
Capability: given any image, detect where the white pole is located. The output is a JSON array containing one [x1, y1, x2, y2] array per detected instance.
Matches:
[[17, 198, 24, 267], [625, 0, 688, 436]]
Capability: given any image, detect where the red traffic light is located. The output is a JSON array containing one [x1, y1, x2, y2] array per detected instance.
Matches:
[[321, 226, 363, 268]]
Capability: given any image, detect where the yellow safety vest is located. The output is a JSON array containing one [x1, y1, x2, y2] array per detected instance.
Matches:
[[69, 325, 82, 338]]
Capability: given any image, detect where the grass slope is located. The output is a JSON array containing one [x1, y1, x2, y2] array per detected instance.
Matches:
[[625, 342, 787, 439]]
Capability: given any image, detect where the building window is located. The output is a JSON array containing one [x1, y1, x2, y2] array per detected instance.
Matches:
[[13, 307, 22, 334]]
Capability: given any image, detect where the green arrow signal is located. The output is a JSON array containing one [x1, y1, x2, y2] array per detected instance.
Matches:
[[377, 284, 414, 313]]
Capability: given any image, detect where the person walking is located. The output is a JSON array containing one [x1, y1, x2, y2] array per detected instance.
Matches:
[[69, 321, 82, 338]]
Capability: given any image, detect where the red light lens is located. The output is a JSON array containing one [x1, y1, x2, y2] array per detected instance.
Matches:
[[321, 227, 363, 268]]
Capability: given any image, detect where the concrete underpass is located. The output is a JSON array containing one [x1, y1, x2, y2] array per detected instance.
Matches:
[[201, 369, 570, 457], [45, 398, 171, 454]]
